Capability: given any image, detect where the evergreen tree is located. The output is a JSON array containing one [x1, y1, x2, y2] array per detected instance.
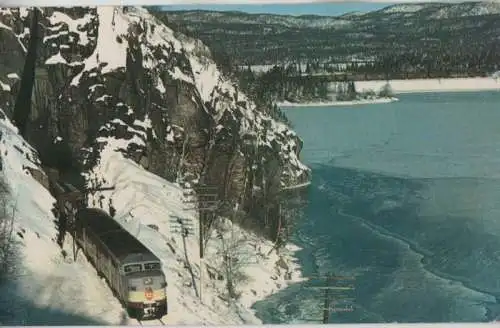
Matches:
[[317, 82, 329, 99], [347, 81, 357, 99], [305, 62, 312, 75]]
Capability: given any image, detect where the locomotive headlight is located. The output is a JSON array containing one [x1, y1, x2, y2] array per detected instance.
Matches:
[[144, 277, 153, 285]]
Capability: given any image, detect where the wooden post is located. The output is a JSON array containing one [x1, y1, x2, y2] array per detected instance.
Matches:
[[199, 196, 204, 304], [200, 257, 203, 304], [322, 288, 330, 323], [322, 274, 332, 324], [72, 228, 78, 261], [304, 273, 356, 324], [183, 184, 219, 304]]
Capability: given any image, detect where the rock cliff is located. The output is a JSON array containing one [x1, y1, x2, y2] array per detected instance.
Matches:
[[0, 6, 310, 240]]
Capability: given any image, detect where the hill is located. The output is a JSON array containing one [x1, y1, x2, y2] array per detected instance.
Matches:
[[157, 1, 500, 77]]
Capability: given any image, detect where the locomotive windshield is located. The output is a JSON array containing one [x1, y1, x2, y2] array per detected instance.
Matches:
[[124, 264, 142, 273], [144, 262, 161, 270]]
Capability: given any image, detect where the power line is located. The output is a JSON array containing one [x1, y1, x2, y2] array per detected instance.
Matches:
[[168, 216, 194, 237], [303, 273, 356, 324], [168, 215, 198, 297], [182, 184, 219, 304]]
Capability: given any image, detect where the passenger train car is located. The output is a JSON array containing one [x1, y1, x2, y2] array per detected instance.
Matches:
[[74, 208, 168, 320]]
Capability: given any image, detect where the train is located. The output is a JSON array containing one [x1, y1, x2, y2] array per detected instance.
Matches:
[[74, 208, 168, 320]]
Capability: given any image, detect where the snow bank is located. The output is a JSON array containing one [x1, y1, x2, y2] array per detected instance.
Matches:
[[355, 77, 500, 94], [84, 137, 305, 324], [0, 112, 304, 325], [277, 97, 399, 108], [0, 112, 55, 252], [278, 77, 500, 108], [0, 111, 126, 325]]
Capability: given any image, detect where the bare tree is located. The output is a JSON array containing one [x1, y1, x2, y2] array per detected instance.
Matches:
[[378, 82, 394, 98], [197, 113, 220, 250], [215, 212, 256, 300]]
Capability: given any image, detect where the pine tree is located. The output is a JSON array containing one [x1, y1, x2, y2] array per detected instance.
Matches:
[[305, 62, 312, 75], [317, 82, 329, 99], [347, 81, 356, 99]]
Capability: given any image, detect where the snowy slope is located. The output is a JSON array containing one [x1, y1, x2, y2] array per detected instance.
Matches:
[[380, 4, 426, 14], [0, 111, 126, 325], [0, 6, 309, 325], [429, 1, 500, 19], [0, 109, 303, 325], [84, 136, 304, 325], [164, 1, 500, 66], [44, 5, 307, 186], [0, 6, 309, 189]]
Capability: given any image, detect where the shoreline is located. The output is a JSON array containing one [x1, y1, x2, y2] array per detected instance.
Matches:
[[355, 77, 500, 95], [277, 97, 399, 107], [281, 180, 312, 190], [235, 239, 306, 323], [278, 77, 500, 107]]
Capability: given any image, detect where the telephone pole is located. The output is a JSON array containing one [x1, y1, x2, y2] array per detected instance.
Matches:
[[169, 215, 198, 297], [322, 275, 331, 324], [183, 184, 219, 303], [169, 216, 194, 237], [304, 273, 356, 324]]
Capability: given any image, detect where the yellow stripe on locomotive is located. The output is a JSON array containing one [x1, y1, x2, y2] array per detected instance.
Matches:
[[128, 289, 167, 303]]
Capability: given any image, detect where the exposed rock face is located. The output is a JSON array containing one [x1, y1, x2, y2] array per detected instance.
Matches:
[[0, 6, 310, 239]]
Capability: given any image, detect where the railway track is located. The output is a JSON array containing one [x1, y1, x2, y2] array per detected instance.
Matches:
[[136, 318, 165, 326]]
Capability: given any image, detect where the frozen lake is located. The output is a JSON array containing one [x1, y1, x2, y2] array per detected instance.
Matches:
[[253, 91, 500, 323]]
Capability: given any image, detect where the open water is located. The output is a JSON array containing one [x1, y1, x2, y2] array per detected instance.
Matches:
[[253, 91, 500, 323]]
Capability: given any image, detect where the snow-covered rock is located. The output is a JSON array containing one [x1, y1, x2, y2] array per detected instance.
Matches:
[[0, 110, 124, 325], [0, 5, 309, 325], [0, 108, 304, 325], [0, 5, 310, 241]]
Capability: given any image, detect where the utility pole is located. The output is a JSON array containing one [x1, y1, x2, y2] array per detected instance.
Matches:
[[169, 216, 194, 237], [169, 216, 198, 297], [322, 275, 331, 324], [183, 184, 219, 304], [304, 273, 356, 324]]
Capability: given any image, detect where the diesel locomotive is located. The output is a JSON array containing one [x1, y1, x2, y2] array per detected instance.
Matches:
[[74, 208, 168, 320]]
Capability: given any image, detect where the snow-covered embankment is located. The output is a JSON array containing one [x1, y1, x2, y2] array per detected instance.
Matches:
[[356, 77, 500, 94], [0, 112, 126, 325], [0, 112, 304, 325], [277, 97, 399, 107], [84, 137, 305, 324], [0, 5, 308, 325]]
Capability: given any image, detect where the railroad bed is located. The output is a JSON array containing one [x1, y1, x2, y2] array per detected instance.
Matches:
[[136, 318, 166, 326]]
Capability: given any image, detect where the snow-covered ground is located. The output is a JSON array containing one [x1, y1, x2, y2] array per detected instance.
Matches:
[[0, 5, 309, 325], [355, 77, 500, 95], [277, 97, 399, 108], [278, 77, 500, 107], [0, 112, 304, 325], [0, 112, 125, 325]]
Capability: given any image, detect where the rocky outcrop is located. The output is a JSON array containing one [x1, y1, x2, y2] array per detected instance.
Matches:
[[0, 6, 310, 240]]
